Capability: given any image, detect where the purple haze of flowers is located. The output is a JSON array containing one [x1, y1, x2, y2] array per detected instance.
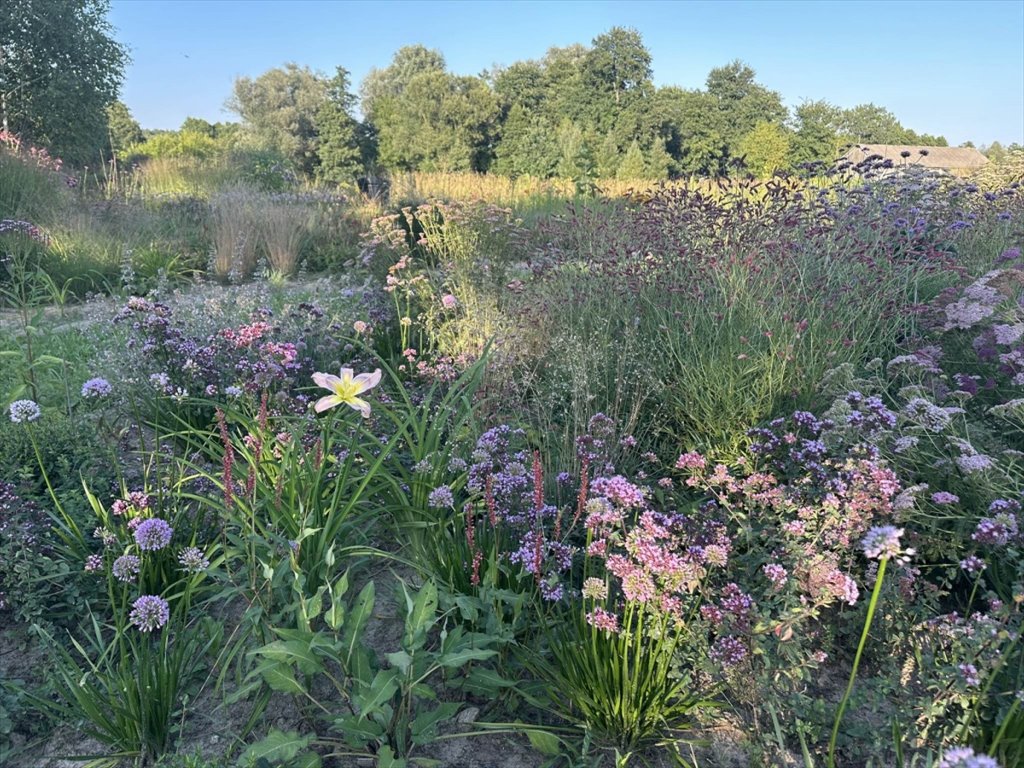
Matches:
[[129, 595, 170, 632], [931, 491, 960, 505], [8, 399, 40, 423], [134, 518, 173, 551], [937, 746, 999, 768], [81, 377, 112, 398]]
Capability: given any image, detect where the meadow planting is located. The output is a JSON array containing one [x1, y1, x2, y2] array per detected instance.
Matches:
[[2, 130, 1024, 768]]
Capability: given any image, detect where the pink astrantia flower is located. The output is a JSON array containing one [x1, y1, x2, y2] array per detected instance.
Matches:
[[312, 368, 382, 418]]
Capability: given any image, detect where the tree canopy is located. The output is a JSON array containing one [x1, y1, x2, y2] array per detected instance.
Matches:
[[0, 0, 128, 164]]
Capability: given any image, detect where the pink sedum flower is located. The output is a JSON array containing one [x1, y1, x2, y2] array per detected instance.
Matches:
[[312, 368, 382, 418]]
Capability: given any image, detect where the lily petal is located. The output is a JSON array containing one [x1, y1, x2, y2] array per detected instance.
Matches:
[[312, 372, 340, 390], [339, 367, 355, 382], [314, 395, 342, 413], [348, 397, 371, 418], [352, 368, 382, 393]]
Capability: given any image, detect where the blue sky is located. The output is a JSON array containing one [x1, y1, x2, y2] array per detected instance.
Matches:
[[109, 0, 1024, 146]]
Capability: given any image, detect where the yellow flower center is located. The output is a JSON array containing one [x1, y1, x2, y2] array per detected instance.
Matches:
[[331, 377, 361, 402]]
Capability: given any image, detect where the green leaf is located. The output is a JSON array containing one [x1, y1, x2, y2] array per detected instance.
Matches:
[[355, 669, 400, 718], [376, 746, 406, 768], [437, 648, 497, 668], [238, 729, 315, 765], [331, 714, 383, 748], [526, 730, 564, 756], [403, 580, 438, 651], [344, 581, 376, 665], [411, 702, 460, 745], [461, 667, 515, 696], [258, 663, 306, 695], [386, 650, 413, 674], [256, 639, 321, 676]]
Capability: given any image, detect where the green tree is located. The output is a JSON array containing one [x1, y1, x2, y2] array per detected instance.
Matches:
[[737, 121, 792, 177], [375, 70, 498, 172], [671, 89, 729, 176], [493, 103, 558, 177], [554, 118, 592, 181], [0, 0, 128, 164], [360, 45, 446, 122], [791, 99, 842, 167], [106, 100, 143, 156], [646, 135, 672, 179], [583, 26, 653, 125], [616, 139, 647, 179], [315, 67, 364, 184], [180, 116, 217, 137], [706, 60, 787, 157], [595, 130, 621, 178], [228, 63, 328, 176]]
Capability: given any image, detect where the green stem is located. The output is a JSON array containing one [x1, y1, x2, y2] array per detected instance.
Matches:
[[828, 557, 887, 768]]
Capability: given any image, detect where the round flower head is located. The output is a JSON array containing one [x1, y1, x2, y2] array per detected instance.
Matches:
[[861, 525, 913, 563], [134, 518, 173, 551], [9, 399, 41, 423], [129, 595, 170, 632], [177, 546, 210, 574], [112, 554, 141, 582], [441, 294, 458, 310], [427, 485, 454, 509], [81, 377, 112, 398]]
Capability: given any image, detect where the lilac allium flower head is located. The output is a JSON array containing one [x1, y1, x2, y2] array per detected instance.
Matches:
[[8, 399, 40, 423], [931, 491, 960, 505], [937, 746, 999, 768], [427, 485, 454, 509], [84, 553, 103, 572], [112, 554, 141, 582], [440, 294, 458, 310], [178, 547, 210, 574], [134, 518, 173, 551], [861, 525, 910, 561], [81, 378, 112, 398], [129, 595, 170, 632]]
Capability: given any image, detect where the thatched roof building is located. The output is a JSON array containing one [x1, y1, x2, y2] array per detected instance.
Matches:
[[841, 144, 990, 176]]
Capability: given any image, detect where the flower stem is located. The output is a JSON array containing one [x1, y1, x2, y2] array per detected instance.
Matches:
[[828, 557, 887, 768]]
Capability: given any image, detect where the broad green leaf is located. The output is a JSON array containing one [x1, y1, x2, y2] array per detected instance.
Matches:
[[237, 729, 315, 765], [331, 714, 383, 747], [258, 663, 305, 695], [403, 580, 438, 651], [437, 648, 498, 668], [461, 667, 515, 695], [355, 669, 399, 718], [343, 581, 375, 665], [376, 746, 406, 768], [410, 702, 460, 745], [526, 729, 563, 756], [386, 650, 413, 674]]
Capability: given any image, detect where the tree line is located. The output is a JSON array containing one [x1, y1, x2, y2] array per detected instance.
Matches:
[[4, 2, 1015, 180]]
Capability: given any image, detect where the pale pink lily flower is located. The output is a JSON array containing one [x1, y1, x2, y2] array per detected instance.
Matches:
[[312, 367, 382, 417]]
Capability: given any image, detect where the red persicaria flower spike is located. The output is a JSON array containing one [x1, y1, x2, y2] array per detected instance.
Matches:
[[215, 409, 234, 511]]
